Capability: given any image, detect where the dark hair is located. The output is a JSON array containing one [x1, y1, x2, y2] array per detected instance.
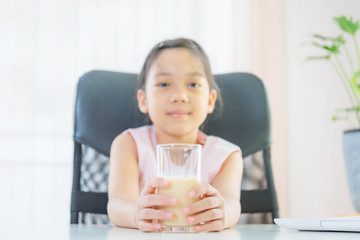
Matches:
[[138, 38, 223, 127]]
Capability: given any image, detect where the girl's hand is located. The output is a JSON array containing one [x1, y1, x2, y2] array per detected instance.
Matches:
[[182, 183, 227, 232], [135, 177, 177, 232]]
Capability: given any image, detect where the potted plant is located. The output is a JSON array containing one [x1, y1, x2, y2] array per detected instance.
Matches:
[[309, 16, 360, 212]]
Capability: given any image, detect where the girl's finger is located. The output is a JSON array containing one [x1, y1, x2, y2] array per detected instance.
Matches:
[[194, 220, 225, 232], [187, 183, 218, 199], [186, 208, 224, 225], [141, 177, 169, 196], [138, 194, 177, 208], [138, 221, 162, 232], [138, 208, 174, 220], [182, 196, 224, 215]]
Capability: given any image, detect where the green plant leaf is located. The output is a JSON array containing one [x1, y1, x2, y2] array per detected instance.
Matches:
[[334, 35, 345, 45], [311, 41, 323, 48], [313, 34, 345, 45], [308, 16, 360, 127], [334, 16, 360, 36], [311, 42, 339, 54], [354, 70, 360, 78], [313, 34, 332, 40], [307, 55, 330, 60], [335, 107, 360, 113], [351, 71, 360, 100], [323, 44, 340, 53], [331, 114, 348, 121]]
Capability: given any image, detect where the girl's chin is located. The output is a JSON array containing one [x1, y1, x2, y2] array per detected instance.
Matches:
[[161, 125, 198, 137]]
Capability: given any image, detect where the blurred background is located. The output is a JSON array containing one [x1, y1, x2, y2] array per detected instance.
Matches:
[[0, 0, 358, 230]]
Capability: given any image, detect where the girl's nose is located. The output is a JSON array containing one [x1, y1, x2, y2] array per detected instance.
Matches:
[[170, 87, 189, 103]]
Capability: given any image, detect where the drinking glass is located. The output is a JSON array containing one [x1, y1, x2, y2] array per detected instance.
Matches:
[[156, 143, 202, 233]]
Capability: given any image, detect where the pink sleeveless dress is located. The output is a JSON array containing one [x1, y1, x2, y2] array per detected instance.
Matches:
[[125, 125, 240, 192]]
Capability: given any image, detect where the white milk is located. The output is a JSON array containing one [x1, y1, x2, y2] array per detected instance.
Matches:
[[158, 176, 200, 227]]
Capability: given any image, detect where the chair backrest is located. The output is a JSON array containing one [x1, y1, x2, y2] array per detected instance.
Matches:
[[71, 70, 279, 224]]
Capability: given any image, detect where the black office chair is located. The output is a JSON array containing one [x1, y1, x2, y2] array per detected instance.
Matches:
[[71, 70, 279, 224]]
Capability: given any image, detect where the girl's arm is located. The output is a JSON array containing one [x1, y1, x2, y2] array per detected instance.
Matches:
[[107, 133, 139, 228], [181, 150, 243, 231], [212, 150, 243, 228], [107, 133, 177, 231]]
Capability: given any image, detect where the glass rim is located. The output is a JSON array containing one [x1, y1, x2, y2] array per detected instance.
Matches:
[[157, 143, 202, 150]]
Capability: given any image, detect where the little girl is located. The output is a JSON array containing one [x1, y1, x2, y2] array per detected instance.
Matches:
[[107, 38, 243, 232]]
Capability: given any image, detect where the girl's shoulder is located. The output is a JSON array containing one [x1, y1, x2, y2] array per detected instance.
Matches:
[[199, 130, 240, 152], [203, 134, 242, 156], [124, 125, 156, 148], [201, 134, 242, 184], [125, 125, 154, 137], [112, 125, 153, 146], [111, 125, 156, 160], [110, 130, 138, 159]]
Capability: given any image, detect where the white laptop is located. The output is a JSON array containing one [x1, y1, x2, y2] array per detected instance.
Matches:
[[274, 216, 360, 232]]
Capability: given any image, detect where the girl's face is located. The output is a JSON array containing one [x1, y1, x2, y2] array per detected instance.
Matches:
[[137, 48, 217, 139]]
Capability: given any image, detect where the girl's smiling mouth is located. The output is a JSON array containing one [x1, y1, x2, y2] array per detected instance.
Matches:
[[167, 110, 191, 118]]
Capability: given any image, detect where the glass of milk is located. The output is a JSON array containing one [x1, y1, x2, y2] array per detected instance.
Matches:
[[156, 143, 202, 233]]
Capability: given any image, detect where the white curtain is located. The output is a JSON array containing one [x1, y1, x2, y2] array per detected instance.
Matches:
[[0, 0, 287, 226]]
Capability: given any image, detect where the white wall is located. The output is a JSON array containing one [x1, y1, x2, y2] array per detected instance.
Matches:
[[286, 0, 358, 217]]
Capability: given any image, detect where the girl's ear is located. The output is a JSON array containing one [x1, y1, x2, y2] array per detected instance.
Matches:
[[137, 89, 148, 113], [207, 89, 217, 114]]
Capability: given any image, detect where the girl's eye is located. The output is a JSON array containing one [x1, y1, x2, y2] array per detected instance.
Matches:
[[157, 82, 169, 87], [188, 82, 200, 88]]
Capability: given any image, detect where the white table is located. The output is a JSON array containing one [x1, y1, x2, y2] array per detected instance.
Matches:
[[3, 224, 359, 240]]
